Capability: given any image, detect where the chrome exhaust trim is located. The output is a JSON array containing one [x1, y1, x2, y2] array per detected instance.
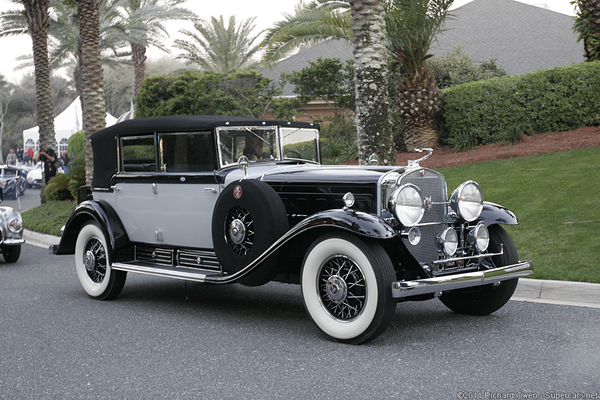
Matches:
[[392, 261, 533, 299]]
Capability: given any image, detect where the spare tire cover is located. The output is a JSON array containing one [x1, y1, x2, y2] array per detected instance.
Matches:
[[211, 179, 289, 286]]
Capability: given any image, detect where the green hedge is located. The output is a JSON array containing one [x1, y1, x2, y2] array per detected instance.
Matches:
[[440, 61, 600, 149]]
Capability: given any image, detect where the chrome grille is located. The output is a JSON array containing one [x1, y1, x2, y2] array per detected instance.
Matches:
[[399, 169, 448, 266], [135, 246, 174, 266], [178, 250, 221, 271]]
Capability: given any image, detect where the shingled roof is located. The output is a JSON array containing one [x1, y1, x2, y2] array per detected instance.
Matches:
[[261, 0, 584, 96]]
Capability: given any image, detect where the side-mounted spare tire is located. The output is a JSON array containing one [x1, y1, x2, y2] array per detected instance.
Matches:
[[211, 179, 289, 286]]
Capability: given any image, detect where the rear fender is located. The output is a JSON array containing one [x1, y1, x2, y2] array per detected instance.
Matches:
[[54, 200, 129, 255]]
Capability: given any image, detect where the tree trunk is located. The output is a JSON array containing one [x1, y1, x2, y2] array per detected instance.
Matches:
[[349, 0, 395, 166], [22, 0, 55, 204], [132, 42, 147, 100], [75, 0, 106, 185], [578, 0, 600, 61]]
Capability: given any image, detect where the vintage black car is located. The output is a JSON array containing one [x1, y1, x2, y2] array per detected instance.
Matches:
[[0, 165, 27, 199], [55, 116, 532, 344]]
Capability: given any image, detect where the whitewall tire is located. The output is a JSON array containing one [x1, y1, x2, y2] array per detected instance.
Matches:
[[75, 222, 126, 300], [301, 233, 396, 344]]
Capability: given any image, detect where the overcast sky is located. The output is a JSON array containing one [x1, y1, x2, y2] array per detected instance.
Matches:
[[0, 0, 577, 83]]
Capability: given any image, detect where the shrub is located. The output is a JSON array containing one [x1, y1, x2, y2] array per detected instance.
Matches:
[[44, 156, 86, 201], [430, 45, 507, 89], [319, 115, 358, 164], [67, 130, 85, 159], [440, 61, 600, 146]]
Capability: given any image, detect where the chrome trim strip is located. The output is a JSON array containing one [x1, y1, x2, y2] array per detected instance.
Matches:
[[112, 262, 212, 283], [1, 238, 25, 245], [431, 250, 503, 265], [391, 261, 533, 298]]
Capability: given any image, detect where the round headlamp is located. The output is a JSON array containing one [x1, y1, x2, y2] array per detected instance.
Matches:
[[450, 181, 483, 222], [8, 218, 23, 233], [468, 222, 489, 252], [438, 227, 458, 256], [389, 184, 425, 227]]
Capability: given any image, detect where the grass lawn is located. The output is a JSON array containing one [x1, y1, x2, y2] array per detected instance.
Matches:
[[22, 146, 600, 283], [440, 146, 600, 283]]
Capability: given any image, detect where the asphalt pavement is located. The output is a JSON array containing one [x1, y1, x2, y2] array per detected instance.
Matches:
[[23, 229, 600, 309]]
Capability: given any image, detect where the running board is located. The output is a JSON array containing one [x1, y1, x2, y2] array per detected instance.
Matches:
[[112, 262, 223, 283]]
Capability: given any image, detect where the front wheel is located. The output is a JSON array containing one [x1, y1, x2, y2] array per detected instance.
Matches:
[[440, 225, 519, 315], [3, 245, 21, 263], [75, 222, 126, 300], [301, 233, 396, 344]]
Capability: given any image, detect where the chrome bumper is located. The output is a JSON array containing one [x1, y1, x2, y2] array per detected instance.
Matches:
[[1, 238, 25, 246], [392, 261, 533, 299]]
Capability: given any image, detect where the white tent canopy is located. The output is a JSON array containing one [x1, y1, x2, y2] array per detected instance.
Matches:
[[23, 97, 117, 156]]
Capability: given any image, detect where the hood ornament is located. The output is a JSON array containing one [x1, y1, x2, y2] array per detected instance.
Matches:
[[407, 148, 433, 169]]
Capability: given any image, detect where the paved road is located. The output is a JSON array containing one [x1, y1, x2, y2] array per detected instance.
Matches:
[[2, 186, 41, 213], [1, 244, 599, 399]]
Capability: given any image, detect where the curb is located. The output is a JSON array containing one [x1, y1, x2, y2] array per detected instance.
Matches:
[[23, 229, 60, 249], [23, 230, 600, 308]]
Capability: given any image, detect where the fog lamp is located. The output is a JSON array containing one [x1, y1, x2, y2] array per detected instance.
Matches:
[[468, 222, 489, 252], [407, 227, 421, 245], [439, 227, 458, 256]]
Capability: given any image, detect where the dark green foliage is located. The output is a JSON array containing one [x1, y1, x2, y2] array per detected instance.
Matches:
[[22, 200, 76, 236], [283, 57, 355, 112], [320, 115, 358, 164], [44, 156, 86, 201], [440, 61, 600, 147], [67, 130, 84, 158], [136, 70, 294, 119], [429, 46, 507, 89]]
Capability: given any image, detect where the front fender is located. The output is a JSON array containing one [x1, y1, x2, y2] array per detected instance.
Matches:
[[297, 209, 397, 239], [480, 201, 519, 226], [205, 209, 395, 284], [54, 200, 129, 255]]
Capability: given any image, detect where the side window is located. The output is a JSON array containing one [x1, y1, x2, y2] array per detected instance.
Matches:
[[121, 135, 156, 172], [159, 132, 215, 172]]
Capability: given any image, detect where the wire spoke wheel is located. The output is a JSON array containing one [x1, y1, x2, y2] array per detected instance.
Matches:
[[318, 256, 366, 321], [225, 206, 254, 256], [83, 237, 107, 283]]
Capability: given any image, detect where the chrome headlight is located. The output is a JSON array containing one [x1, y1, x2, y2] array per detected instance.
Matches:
[[450, 181, 483, 222], [438, 227, 458, 256], [8, 218, 23, 233], [389, 184, 425, 227], [468, 222, 489, 252]]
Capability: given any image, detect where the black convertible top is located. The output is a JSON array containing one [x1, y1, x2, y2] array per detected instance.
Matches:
[[91, 115, 319, 189]]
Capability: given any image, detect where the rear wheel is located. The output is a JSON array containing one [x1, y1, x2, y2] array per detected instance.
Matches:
[[440, 225, 519, 315], [75, 222, 126, 300], [301, 233, 396, 344]]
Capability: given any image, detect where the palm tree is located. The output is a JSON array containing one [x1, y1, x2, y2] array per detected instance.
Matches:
[[115, 0, 194, 99], [261, 0, 352, 65], [174, 15, 263, 72], [385, 0, 453, 151], [1, 0, 56, 154], [349, 0, 395, 165], [73, 0, 106, 184], [573, 0, 600, 61], [262, 0, 452, 153]]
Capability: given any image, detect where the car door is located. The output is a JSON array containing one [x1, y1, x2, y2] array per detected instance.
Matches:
[[154, 132, 220, 249], [113, 135, 159, 244]]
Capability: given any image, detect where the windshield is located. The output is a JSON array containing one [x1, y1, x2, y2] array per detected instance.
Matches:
[[0, 168, 17, 178], [217, 126, 320, 168], [217, 126, 278, 167], [280, 127, 319, 163]]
